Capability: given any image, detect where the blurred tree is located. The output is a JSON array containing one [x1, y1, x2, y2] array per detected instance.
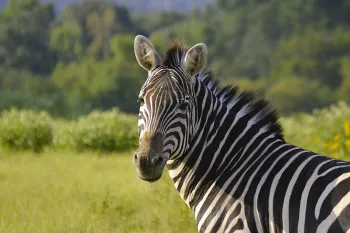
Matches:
[[133, 11, 185, 32], [98, 34, 145, 113], [52, 34, 144, 113], [50, 20, 85, 63], [270, 27, 350, 89], [0, 67, 76, 117], [266, 76, 334, 114], [50, 1, 138, 62], [85, 4, 135, 58], [0, 0, 349, 117], [0, 0, 56, 75]]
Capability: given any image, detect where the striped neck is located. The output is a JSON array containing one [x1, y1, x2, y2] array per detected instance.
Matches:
[[167, 71, 284, 208]]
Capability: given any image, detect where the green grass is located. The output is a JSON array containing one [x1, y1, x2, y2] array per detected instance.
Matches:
[[0, 151, 197, 233]]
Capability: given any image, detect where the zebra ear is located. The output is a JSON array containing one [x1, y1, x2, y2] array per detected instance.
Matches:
[[183, 43, 208, 76], [134, 35, 161, 72]]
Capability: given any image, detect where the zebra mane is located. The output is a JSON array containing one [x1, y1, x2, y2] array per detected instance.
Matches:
[[161, 40, 188, 67], [197, 71, 284, 139], [162, 41, 284, 139]]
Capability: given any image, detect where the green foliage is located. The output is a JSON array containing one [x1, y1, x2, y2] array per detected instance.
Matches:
[[52, 59, 112, 103], [270, 27, 350, 89], [50, 20, 85, 63], [149, 0, 350, 114], [0, 0, 350, 116], [0, 0, 56, 75], [133, 12, 185, 32], [52, 34, 144, 114], [0, 108, 138, 153], [0, 90, 74, 117], [282, 101, 350, 160], [0, 109, 53, 152], [50, 1, 136, 61], [0, 68, 81, 118], [266, 76, 334, 115], [57, 109, 138, 152]]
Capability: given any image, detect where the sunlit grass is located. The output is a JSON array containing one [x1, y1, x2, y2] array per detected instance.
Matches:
[[0, 151, 197, 233]]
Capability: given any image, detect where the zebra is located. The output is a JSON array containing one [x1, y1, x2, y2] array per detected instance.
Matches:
[[132, 35, 350, 233]]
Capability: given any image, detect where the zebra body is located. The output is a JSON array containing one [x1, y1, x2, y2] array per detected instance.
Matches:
[[132, 35, 350, 233]]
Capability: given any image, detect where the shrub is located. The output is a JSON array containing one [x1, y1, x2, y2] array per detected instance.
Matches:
[[0, 108, 53, 152], [56, 108, 138, 152], [0, 108, 139, 153], [3, 102, 347, 157]]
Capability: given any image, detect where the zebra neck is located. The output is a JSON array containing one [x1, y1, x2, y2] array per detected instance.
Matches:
[[168, 93, 282, 209]]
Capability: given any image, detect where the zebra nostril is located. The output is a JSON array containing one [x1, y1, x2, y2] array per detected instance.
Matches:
[[152, 156, 164, 167], [134, 153, 138, 160]]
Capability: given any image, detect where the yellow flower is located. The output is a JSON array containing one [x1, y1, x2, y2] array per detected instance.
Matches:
[[334, 134, 340, 141], [345, 139, 350, 147], [345, 121, 350, 137], [331, 142, 339, 151]]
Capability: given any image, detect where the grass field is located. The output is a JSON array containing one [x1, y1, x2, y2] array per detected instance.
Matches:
[[0, 151, 197, 233]]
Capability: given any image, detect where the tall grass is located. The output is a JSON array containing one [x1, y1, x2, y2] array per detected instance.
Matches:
[[0, 151, 197, 233]]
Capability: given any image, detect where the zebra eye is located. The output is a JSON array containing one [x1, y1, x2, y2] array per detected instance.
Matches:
[[177, 96, 191, 111], [178, 102, 189, 111], [137, 97, 145, 106]]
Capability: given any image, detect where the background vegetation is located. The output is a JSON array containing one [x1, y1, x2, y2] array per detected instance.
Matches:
[[0, 0, 349, 232], [0, 108, 138, 153], [0, 102, 349, 158], [0, 0, 348, 117]]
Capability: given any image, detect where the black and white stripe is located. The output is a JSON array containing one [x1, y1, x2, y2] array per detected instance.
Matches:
[[134, 36, 350, 233]]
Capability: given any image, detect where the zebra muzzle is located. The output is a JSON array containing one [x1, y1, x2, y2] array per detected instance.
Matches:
[[133, 132, 166, 182]]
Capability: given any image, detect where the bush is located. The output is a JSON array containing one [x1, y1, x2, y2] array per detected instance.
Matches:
[[2, 102, 347, 158], [282, 101, 350, 160], [0, 108, 139, 153], [0, 109, 53, 152], [54, 108, 138, 152]]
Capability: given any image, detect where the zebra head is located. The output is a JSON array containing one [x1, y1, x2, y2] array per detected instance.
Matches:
[[133, 35, 208, 182]]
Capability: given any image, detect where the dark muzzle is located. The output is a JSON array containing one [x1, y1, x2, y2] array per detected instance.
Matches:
[[133, 132, 166, 182]]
